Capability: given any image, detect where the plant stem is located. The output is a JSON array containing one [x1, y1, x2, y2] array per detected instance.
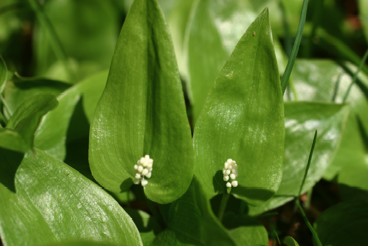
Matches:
[[218, 191, 230, 222], [281, 0, 309, 93], [295, 199, 322, 246]]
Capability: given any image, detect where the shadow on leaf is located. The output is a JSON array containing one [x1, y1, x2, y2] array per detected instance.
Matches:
[[0, 147, 24, 192]]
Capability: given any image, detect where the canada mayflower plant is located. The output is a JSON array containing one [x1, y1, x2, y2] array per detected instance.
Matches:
[[133, 155, 153, 187], [222, 159, 238, 188]]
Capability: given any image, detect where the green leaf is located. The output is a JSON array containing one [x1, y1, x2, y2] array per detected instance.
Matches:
[[89, 0, 194, 203], [249, 102, 349, 215], [187, 0, 285, 120], [229, 225, 268, 246], [0, 129, 28, 152], [6, 94, 58, 149], [314, 198, 368, 246], [35, 71, 107, 160], [0, 149, 142, 245], [3, 75, 69, 117], [193, 9, 284, 205], [0, 56, 6, 90], [162, 178, 235, 245], [288, 59, 368, 186], [283, 236, 300, 246], [152, 230, 184, 246]]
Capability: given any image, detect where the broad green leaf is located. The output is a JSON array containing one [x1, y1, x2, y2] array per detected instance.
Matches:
[[314, 198, 368, 246], [162, 178, 235, 245], [0, 149, 142, 245], [35, 71, 107, 160], [89, 0, 194, 204], [193, 9, 284, 205], [249, 102, 349, 215], [187, 0, 285, 120], [6, 94, 58, 149], [288, 59, 368, 185], [229, 225, 268, 246], [283, 236, 299, 246]]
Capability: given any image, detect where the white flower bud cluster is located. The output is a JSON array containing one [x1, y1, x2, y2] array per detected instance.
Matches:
[[133, 155, 153, 187], [223, 159, 238, 188]]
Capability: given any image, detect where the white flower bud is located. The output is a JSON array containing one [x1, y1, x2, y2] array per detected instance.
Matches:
[[141, 179, 148, 187], [142, 168, 149, 175], [133, 155, 154, 187], [222, 158, 238, 189], [231, 180, 238, 187]]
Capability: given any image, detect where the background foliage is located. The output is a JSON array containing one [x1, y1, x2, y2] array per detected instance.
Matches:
[[0, 0, 367, 245]]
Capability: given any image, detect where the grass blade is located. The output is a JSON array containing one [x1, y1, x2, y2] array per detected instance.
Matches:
[[342, 50, 368, 102], [281, 0, 309, 93], [298, 130, 318, 197]]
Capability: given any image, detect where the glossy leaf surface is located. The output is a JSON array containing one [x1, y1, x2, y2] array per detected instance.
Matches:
[[249, 102, 349, 215], [89, 0, 193, 203], [315, 198, 368, 246], [0, 149, 142, 245], [289, 59, 368, 187], [193, 9, 284, 205]]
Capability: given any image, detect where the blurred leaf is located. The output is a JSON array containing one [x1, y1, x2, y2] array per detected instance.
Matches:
[[187, 0, 284, 119], [0, 149, 142, 245], [193, 9, 284, 205], [249, 102, 349, 215], [283, 236, 300, 246], [162, 178, 235, 245], [152, 230, 184, 246], [33, 0, 120, 81], [35, 71, 107, 160], [358, 0, 368, 39], [315, 198, 368, 246], [158, 0, 195, 79], [229, 225, 268, 246], [6, 94, 58, 148], [0, 56, 6, 89], [89, 0, 194, 204]]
